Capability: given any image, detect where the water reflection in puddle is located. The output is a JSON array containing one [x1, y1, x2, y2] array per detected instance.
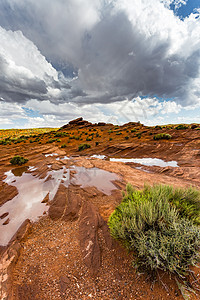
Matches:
[[0, 167, 69, 246], [71, 166, 119, 195], [11, 166, 29, 177], [90, 155, 106, 160], [0, 153, 121, 245], [135, 166, 151, 173], [56, 156, 70, 161], [45, 153, 58, 157], [110, 157, 179, 167]]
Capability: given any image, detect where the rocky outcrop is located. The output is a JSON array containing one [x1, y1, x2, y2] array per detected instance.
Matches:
[[0, 183, 18, 206], [0, 220, 31, 300], [79, 201, 113, 274], [48, 184, 68, 220], [61, 117, 92, 129], [97, 122, 106, 126], [48, 185, 82, 221]]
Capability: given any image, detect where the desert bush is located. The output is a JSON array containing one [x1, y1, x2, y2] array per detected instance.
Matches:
[[61, 143, 67, 148], [47, 138, 57, 143], [78, 143, 91, 151], [0, 139, 10, 145], [54, 132, 69, 137], [95, 142, 99, 146], [136, 132, 141, 138], [125, 136, 129, 140], [131, 129, 137, 133], [153, 133, 172, 140], [10, 155, 29, 166], [109, 137, 113, 141], [86, 137, 92, 141], [108, 184, 200, 277], [175, 124, 188, 130], [191, 124, 198, 129], [116, 132, 122, 135]]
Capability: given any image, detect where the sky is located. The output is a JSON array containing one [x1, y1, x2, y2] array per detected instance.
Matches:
[[0, 0, 200, 128]]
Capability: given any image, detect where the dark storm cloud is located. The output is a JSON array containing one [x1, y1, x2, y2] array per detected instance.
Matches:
[[0, 0, 199, 106], [0, 54, 48, 102]]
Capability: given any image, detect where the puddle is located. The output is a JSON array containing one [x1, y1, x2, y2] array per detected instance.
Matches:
[[56, 156, 70, 161], [90, 155, 106, 160], [110, 157, 179, 167], [45, 153, 58, 157], [0, 160, 119, 245], [0, 167, 69, 246], [71, 166, 119, 195], [135, 166, 151, 173], [28, 166, 37, 172]]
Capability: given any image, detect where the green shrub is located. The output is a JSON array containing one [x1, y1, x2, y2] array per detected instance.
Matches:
[[175, 124, 188, 130], [10, 155, 29, 166], [61, 143, 67, 148], [109, 137, 113, 141], [86, 137, 92, 141], [47, 138, 57, 143], [125, 136, 129, 140], [153, 133, 172, 140], [131, 129, 137, 133], [116, 132, 122, 135], [0, 139, 10, 145], [136, 132, 141, 139], [78, 143, 91, 151], [54, 132, 62, 137], [108, 184, 200, 277], [95, 142, 99, 146]]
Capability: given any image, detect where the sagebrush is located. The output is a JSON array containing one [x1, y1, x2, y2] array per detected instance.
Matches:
[[10, 155, 29, 166], [108, 184, 200, 277]]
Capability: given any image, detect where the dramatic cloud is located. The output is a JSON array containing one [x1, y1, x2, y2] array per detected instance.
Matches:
[[0, 26, 72, 103], [0, 0, 199, 128]]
